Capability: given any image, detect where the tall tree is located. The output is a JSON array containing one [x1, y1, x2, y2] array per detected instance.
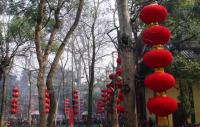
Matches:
[[34, 0, 84, 126], [116, 0, 138, 127], [0, 10, 33, 127], [74, 0, 114, 126]]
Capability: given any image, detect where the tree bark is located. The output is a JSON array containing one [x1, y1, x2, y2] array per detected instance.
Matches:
[[111, 97, 118, 127], [60, 59, 68, 124], [86, 9, 97, 126], [34, 0, 47, 126], [46, 68, 57, 127], [86, 48, 95, 127], [46, 1, 84, 126], [87, 84, 93, 127], [0, 71, 7, 127], [37, 67, 47, 127], [121, 50, 137, 127], [28, 71, 32, 125], [116, 0, 138, 127]]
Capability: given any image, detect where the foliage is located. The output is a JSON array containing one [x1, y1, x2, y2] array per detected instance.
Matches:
[[7, 16, 34, 41], [41, 41, 59, 53], [174, 80, 196, 124], [177, 83, 191, 117], [162, 0, 200, 82], [164, 0, 200, 44], [167, 54, 200, 81]]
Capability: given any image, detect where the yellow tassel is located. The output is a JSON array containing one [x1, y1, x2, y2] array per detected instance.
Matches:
[[156, 92, 166, 97], [148, 22, 159, 27], [156, 92, 160, 96], [151, 44, 164, 50], [154, 68, 164, 72], [157, 116, 168, 126], [160, 92, 167, 97]]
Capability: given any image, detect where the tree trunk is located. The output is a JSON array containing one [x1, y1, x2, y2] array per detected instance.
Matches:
[[113, 111, 118, 127], [121, 50, 137, 127], [34, 0, 83, 126], [86, 12, 97, 126], [0, 70, 7, 127], [34, 0, 47, 125], [87, 84, 93, 127], [112, 98, 118, 127], [116, 0, 138, 127], [87, 49, 94, 127], [75, 57, 82, 119], [28, 71, 32, 125], [46, 68, 58, 127], [46, 1, 84, 126], [60, 63, 67, 124], [86, 42, 94, 127], [37, 68, 47, 127], [110, 76, 118, 127]]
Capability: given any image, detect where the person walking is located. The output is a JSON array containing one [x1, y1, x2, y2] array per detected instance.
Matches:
[[119, 112, 126, 127]]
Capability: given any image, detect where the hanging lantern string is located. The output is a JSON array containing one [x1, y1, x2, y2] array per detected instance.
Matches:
[[140, 3, 178, 126]]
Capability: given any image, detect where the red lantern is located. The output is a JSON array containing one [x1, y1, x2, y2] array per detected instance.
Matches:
[[107, 89, 113, 95], [74, 110, 78, 115], [10, 109, 17, 114], [73, 90, 78, 94], [97, 108, 104, 113], [117, 56, 122, 65], [45, 90, 50, 113], [11, 98, 18, 103], [11, 87, 19, 114], [106, 84, 110, 88], [117, 80, 123, 89], [118, 92, 124, 100], [11, 103, 17, 108], [97, 101, 102, 104], [96, 110, 101, 114], [142, 25, 171, 46], [116, 105, 125, 113], [97, 101, 105, 107], [65, 108, 70, 113], [116, 66, 123, 76], [145, 72, 175, 92], [107, 95, 112, 101], [101, 98, 107, 102], [139, 4, 168, 24], [143, 49, 173, 68], [73, 99, 78, 104], [73, 105, 78, 109], [106, 82, 114, 88], [64, 98, 69, 101], [45, 103, 50, 108], [12, 92, 19, 97], [45, 109, 49, 113], [65, 101, 70, 105], [13, 87, 19, 93], [109, 73, 115, 80], [101, 93, 107, 98], [45, 92, 49, 98], [110, 83, 114, 88], [101, 89, 107, 93], [100, 103, 105, 107], [116, 98, 122, 104], [73, 94, 78, 99], [147, 96, 178, 116], [45, 98, 50, 104], [101, 102, 106, 107]]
